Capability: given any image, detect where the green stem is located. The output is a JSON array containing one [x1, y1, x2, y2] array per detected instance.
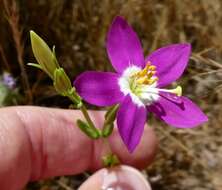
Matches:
[[102, 138, 120, 167], [68, 91, 100, 135], [80, 105, 97, 130], [68, 92, 82, 106]]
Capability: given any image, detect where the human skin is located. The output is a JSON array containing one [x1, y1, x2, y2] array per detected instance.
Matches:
[[0, 106, 157, 190]]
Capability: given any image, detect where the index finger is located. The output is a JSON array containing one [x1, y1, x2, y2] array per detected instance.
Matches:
[[0, 106, 157, 189]]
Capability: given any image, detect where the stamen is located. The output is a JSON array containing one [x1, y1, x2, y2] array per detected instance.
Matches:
[[149, 65, 156, 71], [149, 77, 158, 85], [136, 76, 147, 84], [157, 86, 182, 97], [147, 71, 155, 78], [131, 61, 158, 86], [139, 64, 149, 76], [151, 71, 157, 75], [156, 86, 182, 96]]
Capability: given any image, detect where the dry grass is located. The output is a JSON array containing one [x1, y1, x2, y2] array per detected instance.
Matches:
[[0, 0, 222, 189], [2, 0, 32, 103]]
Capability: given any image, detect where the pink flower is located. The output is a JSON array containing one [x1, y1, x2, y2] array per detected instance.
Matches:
[[74, 16, 208, 153]]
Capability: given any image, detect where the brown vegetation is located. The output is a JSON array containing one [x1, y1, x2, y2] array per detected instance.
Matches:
[[0, 0, 222, 189]]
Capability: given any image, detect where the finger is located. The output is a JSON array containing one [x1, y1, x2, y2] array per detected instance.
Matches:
[[90, 120, 157, 170], [79, 165, 152, 190], [0, 106, 157, 190]]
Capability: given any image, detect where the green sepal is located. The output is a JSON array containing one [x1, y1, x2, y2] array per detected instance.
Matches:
[[77, 119, 100, 139], [102, 154, 120, 167], [102, 123, 114, 137], [76, 101, 83, 108], [69, 101, 83, 109], [66, 87, 82, 106], [53, 68, 72, 96], [102, 105, 119, 137], [52, 45, 60, 68], [105, 105, 119, 120], [27, 63, 43, 70]]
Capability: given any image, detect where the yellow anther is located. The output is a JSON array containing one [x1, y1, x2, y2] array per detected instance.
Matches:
[[147, 71, 155, 78], [143, 79, 150, 85], [130, 61, 158, 86], [148, 65, 156, 71], [143, 79, 152, 85], [151, 71, 157, 75], [139, 66, 149, 76], [136, 76, 147, 84], [149, 77, 158, 85], [144, 61, 156, 71]]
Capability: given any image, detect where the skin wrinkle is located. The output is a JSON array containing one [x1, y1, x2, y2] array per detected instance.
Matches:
[[15, 107, 45, 180], [0, 108, 32, 190], [0, 117, 9, 175], [42, 110, 57, 178], [0, 116, 7, 153], [58, 109, 94, 172], [89, 110, 106, 170], [14, 108, 34, 180], [15, 107, 93, 179], [38, 112, 46, 181]]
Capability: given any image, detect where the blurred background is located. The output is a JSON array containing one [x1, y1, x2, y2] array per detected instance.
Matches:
[[0, 0, 222, 189]]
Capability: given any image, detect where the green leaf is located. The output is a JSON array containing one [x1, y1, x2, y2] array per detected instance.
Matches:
[[77, 119, 100, 139], [102, 105, 119, 137], [105, 105, 119, 120], [102, 123, 114, 137]]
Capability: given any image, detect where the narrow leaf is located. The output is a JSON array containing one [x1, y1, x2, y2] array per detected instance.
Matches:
[[105, 104, 119, 121], [77, 119, 100, 139], [102, 123, 114, 137]]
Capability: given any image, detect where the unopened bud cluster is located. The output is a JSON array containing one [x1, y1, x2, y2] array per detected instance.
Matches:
[[29, 31, 81, 105]]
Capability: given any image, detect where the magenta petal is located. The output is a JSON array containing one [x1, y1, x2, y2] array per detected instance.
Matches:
[[117, 95, 147, 153], [146, 43, 191, 87], [106, 16, 144, 73], [147, 95, 208, 128], [74, 71, 124, 106]]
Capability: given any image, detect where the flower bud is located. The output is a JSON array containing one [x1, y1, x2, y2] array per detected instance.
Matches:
[[102, 154, 119, 167], [30, 31, 59, 79], [53, 68, 72, 96]]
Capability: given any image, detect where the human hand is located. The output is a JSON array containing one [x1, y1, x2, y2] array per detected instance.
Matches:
[[0, 106, 157, 190]]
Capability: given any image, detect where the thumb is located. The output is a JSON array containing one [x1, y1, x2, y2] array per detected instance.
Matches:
[[79, 165, 152, 190]]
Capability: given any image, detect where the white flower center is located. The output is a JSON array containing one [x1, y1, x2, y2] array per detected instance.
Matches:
[[118, 62, 182, 107]]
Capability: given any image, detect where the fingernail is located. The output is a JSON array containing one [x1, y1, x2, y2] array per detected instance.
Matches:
[[101, 165, 152, 190], [78, 165, 152, 190]]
